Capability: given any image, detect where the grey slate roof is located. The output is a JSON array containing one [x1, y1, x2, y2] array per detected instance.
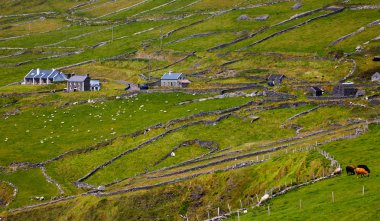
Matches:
[[311, 86, 322, 92], [25, 69, 66, 80], [268, 74, 285, 81], [90, 80, 100, 86], [161, 72, 182, 80], [68, 75, 88, 82]]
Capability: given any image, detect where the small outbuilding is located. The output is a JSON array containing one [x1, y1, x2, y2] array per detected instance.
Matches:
[[90, 80, 101, 91], [356, 90, 366, 97], [67, 75, 91, 92], [267, 74, 285, 86], [309, 86, 323, 97], [161, 71, 190, 88], [24, 69, 67, 85], [371, 72, 380, 82], [373, 56, 380, 61], [333, 83, 358, 97]]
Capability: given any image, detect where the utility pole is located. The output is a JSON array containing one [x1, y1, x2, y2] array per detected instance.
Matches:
[[112, 26, 114, 42], [160, 26, 163, 51]]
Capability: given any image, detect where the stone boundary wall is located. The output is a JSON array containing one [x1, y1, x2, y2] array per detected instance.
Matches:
[[75, 114, 232, 184], [349, 5, 380, 10], [40, 167, 64, 195], [141, 52, 196, 76], [56, 60, 96, 70], [95, 160, 266, 197], [207, 27, 268, 52], [6, 101, 253, 171], [330, 19, 380, 46], [6, 121, 376, 213], [153, 140, 219, 166], [283, 105, 322, 124], [238, 8, 344, 51], [166, 32, 222, 45], [0, 181, 18, 208], [340, 59, 357, 83]]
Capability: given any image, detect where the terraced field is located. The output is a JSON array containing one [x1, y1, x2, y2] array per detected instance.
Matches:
[[0, 0, 380, 220]]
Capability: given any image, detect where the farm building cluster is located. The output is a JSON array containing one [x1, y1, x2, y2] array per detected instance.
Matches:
[[23, 69, 101, 92], [23, 69, 379, 96]]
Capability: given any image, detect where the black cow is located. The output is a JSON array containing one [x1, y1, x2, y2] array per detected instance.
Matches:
[[357, 165, 370, 173], [346, 165, 356, 175]]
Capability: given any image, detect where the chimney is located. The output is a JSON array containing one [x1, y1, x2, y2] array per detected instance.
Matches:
[[37, 68, 40, 75], [169, 70, 172, 75]]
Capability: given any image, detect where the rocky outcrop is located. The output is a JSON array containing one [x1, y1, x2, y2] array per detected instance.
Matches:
[[291, 3, 303, 10]]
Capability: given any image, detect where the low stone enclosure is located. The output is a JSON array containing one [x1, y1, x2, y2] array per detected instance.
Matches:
[[2, 69, 376, 212]]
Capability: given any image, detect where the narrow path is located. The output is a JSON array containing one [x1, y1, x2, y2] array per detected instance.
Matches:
[[115, 80, 139, 90]]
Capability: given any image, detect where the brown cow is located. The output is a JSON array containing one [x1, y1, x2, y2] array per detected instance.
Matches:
[[355, 167, 369, 178]]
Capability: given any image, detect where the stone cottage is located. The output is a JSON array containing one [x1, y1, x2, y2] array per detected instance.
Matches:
[[267, 74, 286, 86], [67, 75, 91, 92], [333, 83, 358, 97], [90, 80, 101, 91], [23, 69, 67, 85], [309, 86, 323, 97], [371, 72, 380, 82], [160, 71, 190, 88]]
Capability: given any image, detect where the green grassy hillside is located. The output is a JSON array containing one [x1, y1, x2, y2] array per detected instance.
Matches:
[[0, 0, 379, 220], [229, 124, 380, 221]]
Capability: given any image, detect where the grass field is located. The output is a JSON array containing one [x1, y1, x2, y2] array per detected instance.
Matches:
[[0, 0, 380, 220], [231, 124, 380, 221]]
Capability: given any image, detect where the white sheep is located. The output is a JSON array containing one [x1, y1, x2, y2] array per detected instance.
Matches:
[[258, 194, 270, 206], [332, 167, 342, 175]]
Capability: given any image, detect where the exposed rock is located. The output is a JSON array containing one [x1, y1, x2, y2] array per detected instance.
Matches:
[[325, 6, 344, 11], [237, 15, 251, 21], [253, 14, 269, 21], [292, 3, 303, 10], [237, 14, 269, 21]]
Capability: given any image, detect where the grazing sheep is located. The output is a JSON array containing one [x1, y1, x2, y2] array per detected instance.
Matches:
[[332, 167, 342, 175], [258, 194, 269, 206]]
